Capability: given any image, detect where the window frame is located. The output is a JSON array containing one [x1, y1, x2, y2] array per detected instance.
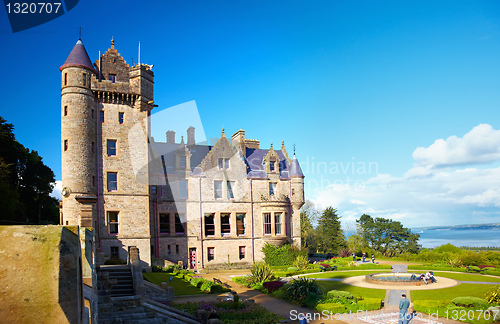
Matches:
[[174, 213, 185, 235], [118, 112, 124, 124], [269, 182, 277, 196], [159, 213, 170, 235], [207, 247, 215, 261], [110, 246, 119, 258], [275, 212, 282, 235], [107, 172, 118, 192], [204, 213, 215, 237], [227, 181, 235, 199], [263, 213, 272, 235], [239, 246, 245, 260], [107, 211, 119, 235], [214, 181, 223, 199], [236, 213, 246, 236], [220, 213, 231, 236], [100, 111, 105, 123], [180, 156, 187, 168], [107, 139, 117, 157], [179, 180, 188, 199], [109, 74, 116, 83], [151, 185, 157, 195]]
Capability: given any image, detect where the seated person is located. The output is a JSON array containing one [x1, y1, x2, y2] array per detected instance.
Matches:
[[425, 271, 437, 283], [418, 274, 427, 284]]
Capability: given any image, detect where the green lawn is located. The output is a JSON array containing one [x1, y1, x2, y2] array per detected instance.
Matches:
[[316, 281, 386, 299], [411, 283, 494, 301], [143, 273, 205, 296], [432, 272, 500, 282], [302, 270, 392, 279]]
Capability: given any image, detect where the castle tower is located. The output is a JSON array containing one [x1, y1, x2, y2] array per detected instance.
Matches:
[[289, 154, 305, 246], [60, 39, 97, 227]]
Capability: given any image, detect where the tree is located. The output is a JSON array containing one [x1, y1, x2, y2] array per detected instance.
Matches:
[[316, 207, 346, 253], [0, 116, 59, 224], [300, 200, 319, 252], [356, 214, 421, 256]]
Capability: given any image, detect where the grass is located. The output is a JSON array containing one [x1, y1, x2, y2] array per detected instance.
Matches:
[[143, 273, 205, 296], [315, 281, 386, 299], [432, 272, 500, 282], [411, 284, 494, 300], [302, 270, 392, 279]]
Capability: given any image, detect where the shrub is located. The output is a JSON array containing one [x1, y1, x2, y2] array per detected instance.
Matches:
[[284, 278, 322, 308], [251, 261, 274, 283], [262, 242, 307, 266], [263, 280, 286, 293], [200, 280, 215, 292], [338, 249, 352, 258], [460, 250, 485, 266], [316, 302, 345, 314], [451, 297, 489, 310], [293, 255, 310, 270], [357, 298, 382, 311], [413, 300, 449, 314], [485, 285, 500, 304], [286, 267, 299, 272], [448, 257, 463, 268], [319, 263, 331, 269], [190, 277, 204, 288], [327, 290, 354, 300], [209, 284, 224, 294]]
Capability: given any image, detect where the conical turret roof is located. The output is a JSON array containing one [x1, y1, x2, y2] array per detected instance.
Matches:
[[289, 154, 304, 178], [60, 39, 96, 73]]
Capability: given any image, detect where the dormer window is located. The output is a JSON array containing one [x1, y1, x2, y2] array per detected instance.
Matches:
[[109, 74, 116, 83], [180, 156, 186, 168], [269, 182, 277, 196], [270, 161, 276, 172]]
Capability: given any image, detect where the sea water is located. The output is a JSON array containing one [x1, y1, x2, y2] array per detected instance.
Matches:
[[416, 228, 500, 248]]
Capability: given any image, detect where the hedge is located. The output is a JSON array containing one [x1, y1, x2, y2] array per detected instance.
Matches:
[[262, 243, 307, 266], [327, 290, 354, 300], [316, 303, 346, 314], [357, 298, 383, 311], [451, 297, 489, 310]]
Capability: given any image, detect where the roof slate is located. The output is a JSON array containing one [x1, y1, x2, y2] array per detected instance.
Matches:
[[60, 39, 96, 73]]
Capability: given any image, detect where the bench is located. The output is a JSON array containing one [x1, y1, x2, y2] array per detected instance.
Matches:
[[213, 278, 230, 288]]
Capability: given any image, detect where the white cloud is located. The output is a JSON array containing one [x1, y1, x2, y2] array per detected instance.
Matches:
[[50, 180, 62, 200], [411, 124, 500, 169], [312, 124, 500, 228]]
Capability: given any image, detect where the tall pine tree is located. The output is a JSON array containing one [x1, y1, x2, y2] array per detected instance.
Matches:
[[316, 207, 346, 253]]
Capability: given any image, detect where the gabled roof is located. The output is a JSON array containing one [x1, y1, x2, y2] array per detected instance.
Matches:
[[245, 148, 290, 179], [60, 39, 96, 73]]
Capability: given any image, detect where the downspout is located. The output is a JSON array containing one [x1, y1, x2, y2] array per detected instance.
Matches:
[[250, 179, 255, 263], [199, 177, 204, 269], [96, 97, 101, 252]]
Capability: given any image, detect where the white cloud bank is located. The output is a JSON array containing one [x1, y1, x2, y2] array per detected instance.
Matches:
[[50, 180, 62, 200], [313, 124, 500, 228]]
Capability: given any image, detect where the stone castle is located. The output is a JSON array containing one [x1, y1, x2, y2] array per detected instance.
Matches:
[[60, 39, 305, 269]]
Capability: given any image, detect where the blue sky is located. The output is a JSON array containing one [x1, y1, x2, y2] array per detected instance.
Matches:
[[1, 0, 500, 228]]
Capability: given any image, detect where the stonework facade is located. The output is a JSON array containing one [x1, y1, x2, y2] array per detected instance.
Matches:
[[60, 39, 304, 268]]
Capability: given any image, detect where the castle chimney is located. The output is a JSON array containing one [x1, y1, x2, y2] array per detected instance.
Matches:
[[166, 130, 175, 144], [231, 129, 246, 157], [187, 126, 195, 146]]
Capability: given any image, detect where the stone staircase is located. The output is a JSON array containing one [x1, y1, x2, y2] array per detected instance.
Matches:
[[98, 296, 164, 324], [101, 265, 135, 297]]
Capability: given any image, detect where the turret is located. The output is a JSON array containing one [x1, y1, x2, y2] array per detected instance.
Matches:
[[60, 39, 97, 227]]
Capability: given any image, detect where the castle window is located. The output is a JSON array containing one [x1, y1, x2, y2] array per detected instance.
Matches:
[[110, 246, 119, 258], [180, 156, 186, 168], [275, 212, 282, 235], [236, 213, 246, 235], [167, 245, 171, 254], [175, 213, 185, 235], [109, 74, 116, 83], [176, 244, 179, 254], [227, 181, 235, 199], [107, 140, 117, 156], [270, 161, 275, 172], [107, 211, 119, 235], [214, 181, 222, 199], [92, 176, 95, 187], [263, 213, 272, 235], [151, 185, 157, 194], [239, 246, 245, 260], [269, 182, 277, 196], [83, 73, 86, 86], [218, 158, 229, 170], [107, 172, 118, 191], [64, 140, 68, 151], [159, 213, 169, 234], [92, 142, 95, 153], [179, 180, 188, 199], [100, 111, 104, 123], [207, 247, 215, 261], [204, 213, 215, 236], [64, 106, 68, 116], [221, 213, 230, 236], [119, 112, 124, 124], [91, 109, 94, 119]]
